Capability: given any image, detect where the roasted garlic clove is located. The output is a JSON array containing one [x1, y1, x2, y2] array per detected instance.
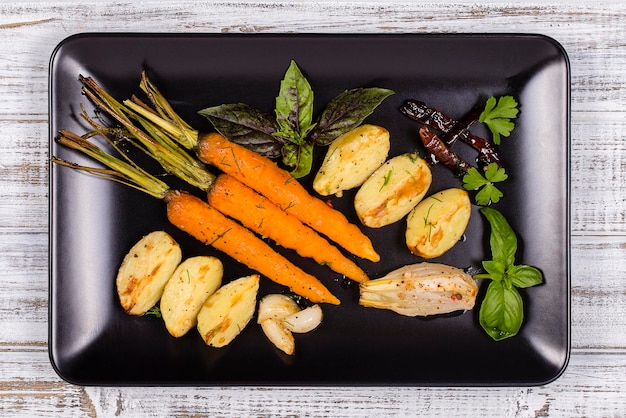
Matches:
[[282, 304, 323, 333], [257, 294, 323, 354], [257, 294, 300, 324], [260, 318, 295, 355]]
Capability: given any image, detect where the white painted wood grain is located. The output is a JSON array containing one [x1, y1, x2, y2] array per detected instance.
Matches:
[[1, 348, 625, 417], [1, 1, 626, 416]]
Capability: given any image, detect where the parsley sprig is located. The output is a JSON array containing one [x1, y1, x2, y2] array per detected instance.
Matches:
[[462, 162, 508, 206], [479, 95, 519, 145]]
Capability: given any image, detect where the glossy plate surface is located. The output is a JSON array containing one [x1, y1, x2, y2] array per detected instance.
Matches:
[[49, 34, 570, 386]]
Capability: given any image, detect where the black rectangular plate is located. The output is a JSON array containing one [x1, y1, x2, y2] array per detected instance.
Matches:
[[49, 33, 570, 386]]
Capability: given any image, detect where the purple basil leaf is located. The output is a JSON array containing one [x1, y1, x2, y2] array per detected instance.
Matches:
[[198, 103, 282, 158], [310, 87, 394, 146]]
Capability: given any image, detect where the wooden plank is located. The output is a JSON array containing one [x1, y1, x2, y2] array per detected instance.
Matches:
[[0, 121, 49, 233], [571, 236, 626, 349], [571, 115, 626, 234], [1, 347, 625, 417], [1, 1, 626, 416], [0, 3, 625, 117]]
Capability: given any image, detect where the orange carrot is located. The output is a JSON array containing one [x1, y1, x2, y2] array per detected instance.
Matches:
[[165, 190, 340, 305], [196, 132, 381, 262], [207, 174, 370, 283]]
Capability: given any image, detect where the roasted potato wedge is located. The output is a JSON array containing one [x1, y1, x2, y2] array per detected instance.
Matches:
[[355, 153, 432, 228], [116, 231, 182, 315], [197, 274, 260, 348], [313, 124, 390, 197], [359, 262, 478, 316], [405, 188, 471, 258], [160, 256, 223, 337]]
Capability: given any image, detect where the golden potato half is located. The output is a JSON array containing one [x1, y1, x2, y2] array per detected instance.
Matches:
[[161, 256, 223, 338], [116, 231, 182, 315], [405, 188, 471, 258], [355, 153, 432, 228], [313, 124, 390, 197]]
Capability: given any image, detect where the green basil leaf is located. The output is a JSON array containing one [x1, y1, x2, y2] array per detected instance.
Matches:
[[275, 60, 314, 139], [479, 280, 524, 341], [310, 87, 395, 146], [480, 207, 517, 267], [282, 142, 314, 179], [481, 260, 505, 282], [198, 103, 282, 158], [508, 265, 543, 288]]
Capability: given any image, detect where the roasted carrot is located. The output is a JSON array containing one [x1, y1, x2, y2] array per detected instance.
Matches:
[[165, 190, 340, 305], [197, 132, 380, 262], [208, 174, 370, 283], [53, 130, 340, 305]]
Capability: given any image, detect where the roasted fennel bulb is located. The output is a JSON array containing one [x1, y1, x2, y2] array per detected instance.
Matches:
[[359, 262, 478, 316]]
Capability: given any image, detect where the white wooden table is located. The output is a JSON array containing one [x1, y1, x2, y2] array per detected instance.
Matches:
[[1, 1, 625, 416]]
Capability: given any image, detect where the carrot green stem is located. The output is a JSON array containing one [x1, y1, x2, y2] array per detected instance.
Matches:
[[54, 130, 170, 199], [135, 71, 199, 150], [79, 75, 214, 191]]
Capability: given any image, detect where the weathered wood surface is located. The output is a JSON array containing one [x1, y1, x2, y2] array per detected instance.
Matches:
[[1, 1, 625, 416]]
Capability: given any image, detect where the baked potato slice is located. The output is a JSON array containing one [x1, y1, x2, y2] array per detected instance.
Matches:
[[161, 256, 223, 337], [116, 231, 182, 315], [197, 274, 260, 348]]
